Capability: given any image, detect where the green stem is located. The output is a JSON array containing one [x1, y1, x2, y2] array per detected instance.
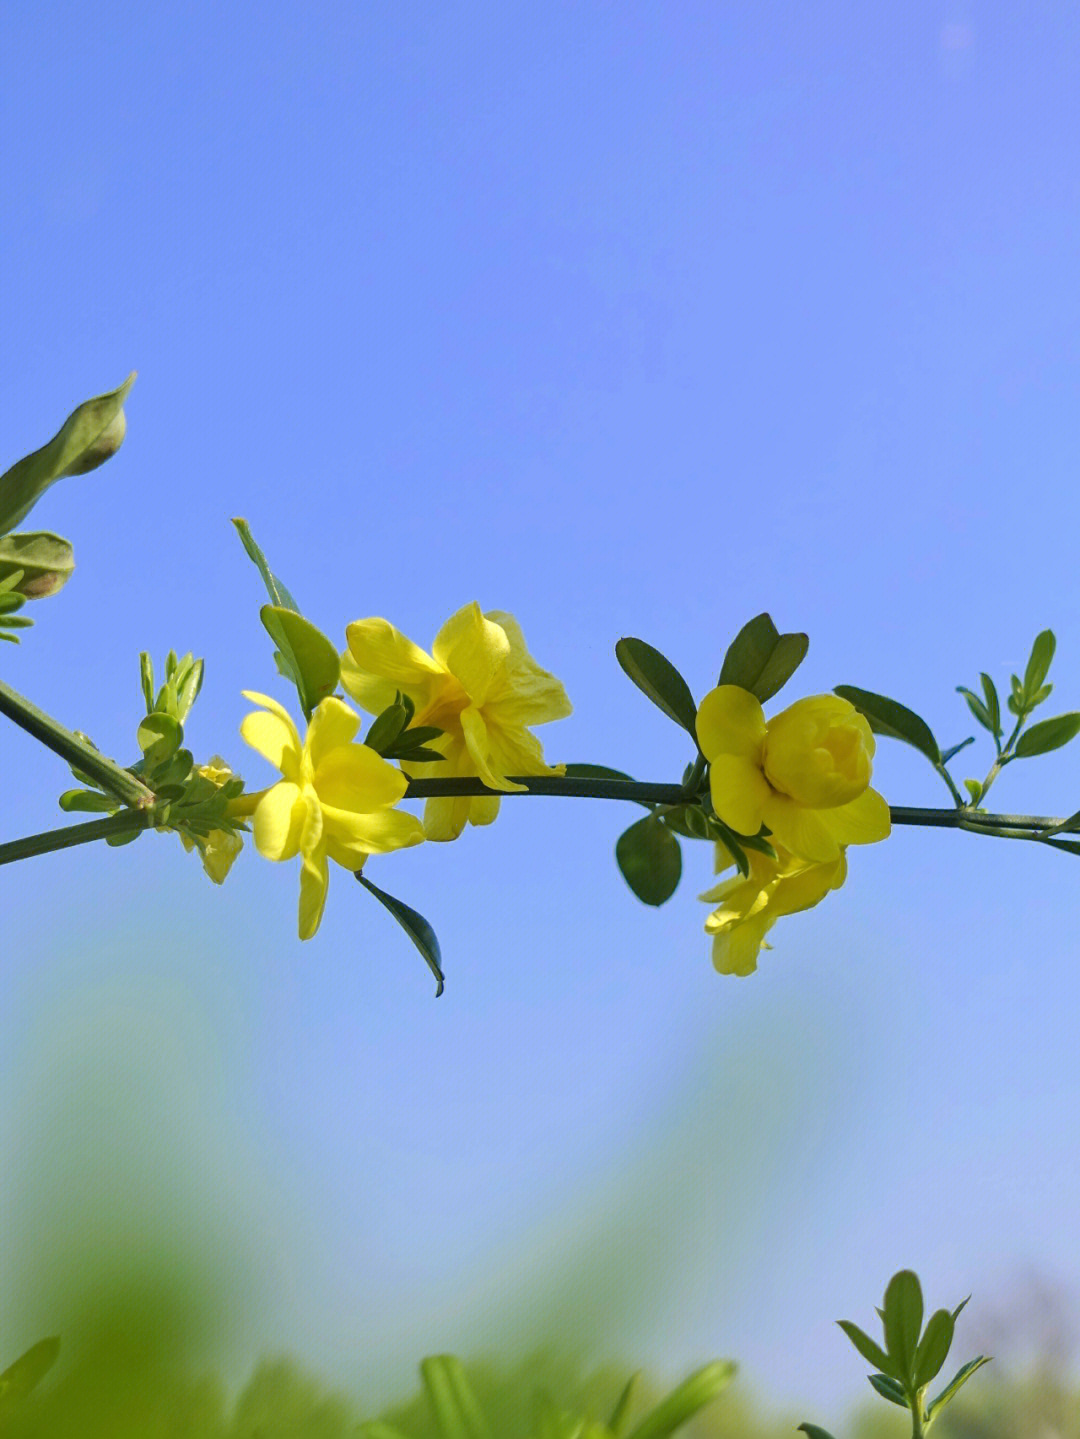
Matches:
[[0, 676, 155, 810], [0, 809, 151, 866]]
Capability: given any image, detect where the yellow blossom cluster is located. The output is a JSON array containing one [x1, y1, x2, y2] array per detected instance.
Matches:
[[694, 687, 891, 974]]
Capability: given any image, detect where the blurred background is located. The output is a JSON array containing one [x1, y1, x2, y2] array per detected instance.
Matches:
[[2, 2, 1079, 1430]]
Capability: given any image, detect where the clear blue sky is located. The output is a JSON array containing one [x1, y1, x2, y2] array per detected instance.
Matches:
[[2, 2, 1079, 1419]]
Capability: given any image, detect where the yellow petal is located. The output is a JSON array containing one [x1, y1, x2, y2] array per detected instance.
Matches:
[[298, 845, 329, 940], [322, 807, 426, 858], [306, 695, 360, 769], [483, 712, 562, 784], [482, 610, 573, 725], [761, 794, 841, 864], [422, 795, 471, 841], [707, 753, 771, 835], [313, 743, 408, 812], [769, 857, 844, 917], [459, 706, 526, 791], [432, 603, 510, 705], [696, 685, 767, 760], [199, 829, 243, 884], [252, 781, 305, 860], [240, 700, 302, 775], [346, 618, 448, 702], [710, 912, 774, 976], [467, 794, 501, 827], [339, 648, 402, 717], [817, 787, 891, 847]]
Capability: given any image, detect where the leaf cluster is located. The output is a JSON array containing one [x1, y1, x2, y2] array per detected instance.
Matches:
[[836, 630, 1080, 825], [364, 691, 446, 764], [609, 615, 806, 907], [362, 1352, 735, 1439], [0, 377, 133, 643], [801, 1270, 990, 1438], [58, 651, 245, 851]]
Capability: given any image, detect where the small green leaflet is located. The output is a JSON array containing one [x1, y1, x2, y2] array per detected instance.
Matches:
[[718, 613, 809, 703], [615, 637, 699, 736]]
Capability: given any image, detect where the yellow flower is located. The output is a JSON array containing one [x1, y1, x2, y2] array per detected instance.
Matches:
[[342, 603, 572, 841], [175, 757, 244, 884], [695, 687, 890, 863], [239, 692, 425, 939], [699, 842, 847, 976]]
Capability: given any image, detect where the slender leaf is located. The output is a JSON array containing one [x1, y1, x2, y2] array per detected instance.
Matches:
[[419, 1355, 489, 1439], [0, 1336, 60, 1403], [260, 604, 341, 717], [979, 673, 1001, 735], [796, 1426, 838, 1439], [616, 637, 699, 735], [718, 613, 809, 702], [882, 1270, 924, 1382], [232, 517, 301, 611], [867, 1373, 909, 1408], [926, 1356, 991, 1420], [140, 652, 155, 713], [0, 532, 74, 598], [607, 1373, 640, 1436], [357, 872, 445, 996], [914, 1308, 955, 1387], [616, 816, 682, 906], [0, 375, 134, 535], [957, 687, 994, 733], [837, 1321, 898, 1379], [951, 1296, 970, 1322], [624, 1360, 735, 1439], [1013, 712, 1080, 758], [941, 736, 975, 764], [834, 686, 941, 766], [1023, 629, 1055, 699]]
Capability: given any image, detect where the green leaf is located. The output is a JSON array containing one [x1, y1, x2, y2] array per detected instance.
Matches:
[[1023, 629, 1055, 699], [1040, 836, 1080, 858], [260, 604, 341, 718], [607, 1372, 640, 1436], [140, 653, 155, 713], [0, 375, 134, 536], [659, 804, 711, 840], [1028, 682, 1053, 707], [1013, 712, 1080, 758], [882, 1270, 923, 1383], [391, 744, 446, 763], [136, 712, 182, 766], [105, 827, 142, 847], [58, 789, 119, 814], [232, 517, 301, 612], [718, 613, 809, 703], [796, 1426, 838, 1439], [705, 819, 751, 876], [951, 1295, 970, 1322], [615, 816, 682, 906], [364, 702, 410, 755], [963, 778, 983, 805], [940, 736, 975, 764], [0, 1336, 60, 1404], [176, 659, 204, 721], [914, 1308, 954, 1387], [419, 1355, 489, 1439], [926, 1356, 991, 1420], [957, 687, 994, 734], [356, 873, 445, 996], [616, 638, 699, 735], [0, 532, 75, 598], [836, 1321, 898, 1379], [624, 1360, 735, 1439], [867, 1373, 909, 1408], [980, 673, 1001, 735], [834, 686, 941, 766]]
